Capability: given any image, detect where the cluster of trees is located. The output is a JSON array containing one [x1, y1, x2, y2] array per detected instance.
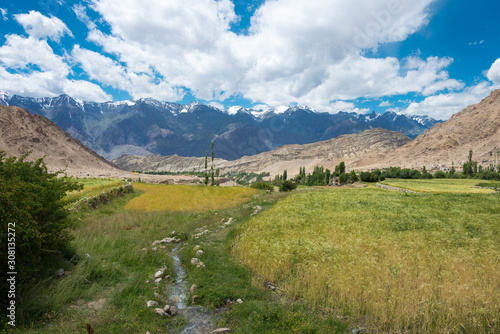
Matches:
[[0, 152, 82, 294], [270, 162, 358, 189], [462, 149, 500, 180]]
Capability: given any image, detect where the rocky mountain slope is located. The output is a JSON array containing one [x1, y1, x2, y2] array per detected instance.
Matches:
[[0, 105, 120, 177], [353, 89, 500, 170], [113, 128, 412, 177], [0, 93, 439, 160]]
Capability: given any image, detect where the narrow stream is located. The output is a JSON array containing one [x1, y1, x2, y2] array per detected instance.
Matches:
[[169, 244, 219, 334]]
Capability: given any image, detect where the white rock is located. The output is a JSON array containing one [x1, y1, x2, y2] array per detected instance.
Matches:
[[211, 328, 231, 333], [195, 250, 204, 256], [155, 278, 162, 284], [154, 269, 164, 278], [146, 300, 157, 308], [236, 298, 243, 304], [191, 258, 201, 265], [163, 304, 170, 313], [154, 308, 167, 317], [169, 305, 178, 316], [196, 262, 205, 268], [190, 284, 198, 294], [55, 268, 65, 277]]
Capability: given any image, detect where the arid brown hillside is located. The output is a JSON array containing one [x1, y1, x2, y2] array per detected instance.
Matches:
[[353, 89, 500, 170], [114, 128, 411, 177], [0, 105, 120, 176]]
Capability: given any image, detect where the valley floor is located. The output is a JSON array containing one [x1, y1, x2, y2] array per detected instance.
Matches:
[[5, 179, 499, 333]]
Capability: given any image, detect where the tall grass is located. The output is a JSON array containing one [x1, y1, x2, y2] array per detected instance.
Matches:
[[65, 177, 124, 202], [126, 183, 258, 212], [233, 188, 500, 333], [381, 178, 498, 193]]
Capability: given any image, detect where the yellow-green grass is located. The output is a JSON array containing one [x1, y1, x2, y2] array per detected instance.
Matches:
[[125, 183, 258, 212], [380, 178, 498, 193], [65, 177, 124, 202], [233, 188, 500, 333]]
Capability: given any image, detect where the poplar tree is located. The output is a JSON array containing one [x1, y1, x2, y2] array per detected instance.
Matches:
[[204, 151, 209, 185]]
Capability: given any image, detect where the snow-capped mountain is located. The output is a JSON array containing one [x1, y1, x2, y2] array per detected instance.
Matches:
[[0, 93, 441, 160]]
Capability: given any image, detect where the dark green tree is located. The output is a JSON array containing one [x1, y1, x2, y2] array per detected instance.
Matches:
[[463, 150, 477, 177], [339, 162, 345, 175], [0, 152, 82, 292], [279, 180, 297, 192], [339, 173, 346, 184], [204, 152, 209, 185], [349, 170, 358, 182]]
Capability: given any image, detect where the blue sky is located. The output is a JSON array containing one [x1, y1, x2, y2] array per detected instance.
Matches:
[[0, 0, 499, 120]]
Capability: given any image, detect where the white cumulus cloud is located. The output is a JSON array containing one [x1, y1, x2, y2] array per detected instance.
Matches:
[[401, 82, 494, 120], [83, 0, 449, 109], [486, 58, 500, 85], [14, 10, 73, 41]]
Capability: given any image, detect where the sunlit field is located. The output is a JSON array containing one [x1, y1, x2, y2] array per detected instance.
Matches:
[[65, 177, 124, 202], [233, 187, 500, 333], [125, 183, 258, 212], [380, 178, 499, 193]]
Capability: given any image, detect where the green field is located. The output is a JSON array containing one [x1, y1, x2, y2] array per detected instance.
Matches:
[[64, 177, 124, 202], [8, 178, 500, 333], [380, 178, 499, 193], [233, 187, 500, 333]]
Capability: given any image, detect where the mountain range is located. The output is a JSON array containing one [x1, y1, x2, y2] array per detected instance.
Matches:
[[0, 92, 440, 160], [112, 128, 412, 177], [353, 89, 500, 170]]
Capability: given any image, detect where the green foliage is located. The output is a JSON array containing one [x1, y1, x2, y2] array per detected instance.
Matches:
[[0, 152, 82, 289], [476, 170, 500, 180], [251, 181, 274, 192], [306, 166, 332, 186], [279, 180, 297, 192], [349, 170, 358, 183], [434, 170, 446, 178], [338, 161, 345, 175], [339, 173, 346, 184], [358, 170, 384, 182], [463, 150, 478, 177]]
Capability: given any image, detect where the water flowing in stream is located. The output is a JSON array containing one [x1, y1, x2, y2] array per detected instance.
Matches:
[[169, 244, 219, 334]]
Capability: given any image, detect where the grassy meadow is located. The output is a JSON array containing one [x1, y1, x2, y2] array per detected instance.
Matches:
[[380, 178, 499, 193], [125, 183, 258, 212], [64, 177, 125, 202], [9, 181, 345, 333], [233, 186, 500, 333], [8, 178, 499, 333]]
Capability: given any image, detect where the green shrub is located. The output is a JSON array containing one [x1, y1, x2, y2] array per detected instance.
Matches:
[[279, 180, 297, 192], [0, 152, 82, 289], [434, 170, 446, 178], [251, 181, 274, 192]]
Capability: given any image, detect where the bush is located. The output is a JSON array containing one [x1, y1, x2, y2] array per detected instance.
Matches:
[[0, 152, 82, 289], [434, 170, 446, 178], [476, 170, 500, 180], [251, 181, 274, 192], [279, 180, 297, 192]]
